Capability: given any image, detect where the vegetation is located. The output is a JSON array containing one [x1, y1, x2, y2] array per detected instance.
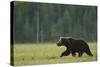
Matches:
[[13, 43, 97, 66], [12, 1, 97, 43]]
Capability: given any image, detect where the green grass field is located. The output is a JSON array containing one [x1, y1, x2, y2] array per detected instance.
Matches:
[[13, 43, 97, 66]]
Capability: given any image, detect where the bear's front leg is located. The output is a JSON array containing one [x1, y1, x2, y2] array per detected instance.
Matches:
[[60, 50, 70, 57]]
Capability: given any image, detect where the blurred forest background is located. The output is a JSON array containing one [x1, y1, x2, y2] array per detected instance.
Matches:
[[12, 1, 97, 43]]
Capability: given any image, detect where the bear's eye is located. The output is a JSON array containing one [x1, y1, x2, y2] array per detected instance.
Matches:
[[61, 38, 66, 43]]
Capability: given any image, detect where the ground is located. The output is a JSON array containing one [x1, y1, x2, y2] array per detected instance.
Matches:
[[13, 43, 97, 66]]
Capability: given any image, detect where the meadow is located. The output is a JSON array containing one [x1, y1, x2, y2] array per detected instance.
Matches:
[[13, 43, 97, 66]]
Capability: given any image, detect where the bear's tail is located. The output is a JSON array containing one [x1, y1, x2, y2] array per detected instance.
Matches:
[[85, 47, 93, 56]]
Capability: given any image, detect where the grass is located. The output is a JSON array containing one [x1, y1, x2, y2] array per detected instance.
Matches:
[[13, 43, 97, 66]]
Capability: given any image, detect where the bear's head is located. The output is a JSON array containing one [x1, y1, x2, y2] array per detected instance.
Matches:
[[57, 37, 73, 46]]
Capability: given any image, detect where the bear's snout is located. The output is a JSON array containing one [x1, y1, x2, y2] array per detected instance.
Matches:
[[56, 41, 62, 46]]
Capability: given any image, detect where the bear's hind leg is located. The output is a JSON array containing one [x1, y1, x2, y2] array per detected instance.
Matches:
[[72, 52, 76, 57], [85, 48, 93, 56], [78, 51, 84, 57]]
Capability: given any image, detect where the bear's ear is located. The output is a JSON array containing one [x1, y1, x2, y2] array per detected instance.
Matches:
[[57, 35, 61, 40]]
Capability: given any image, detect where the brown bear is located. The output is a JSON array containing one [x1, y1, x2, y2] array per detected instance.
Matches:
[[57, 37, 93, 57]]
